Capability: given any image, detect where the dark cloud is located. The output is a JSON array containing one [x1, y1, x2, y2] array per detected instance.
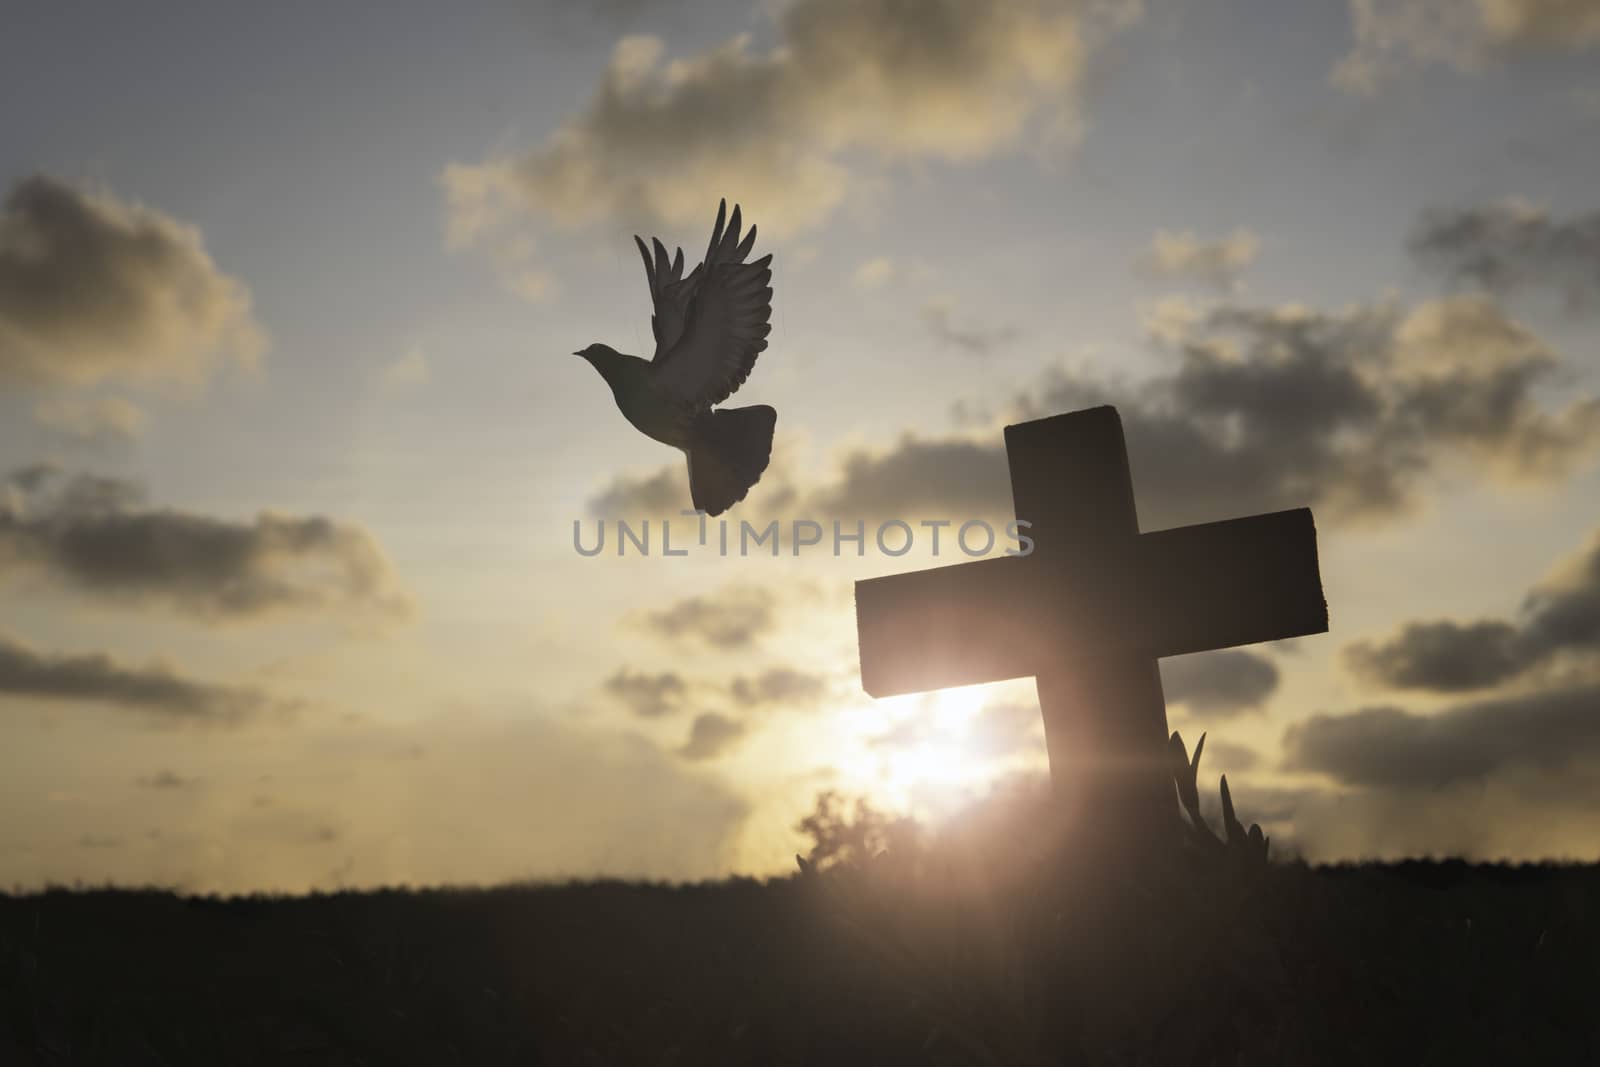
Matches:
[[920, 301, 1020, 357], [1160, 649, 1281, 715], [603, 667, 686, 718], [678, 712, 745, 761], [0, 174, 263, 389], [1200, 738, 1260, 773], [806, 435, 1010, 522], [1411, 202, 1600, 312], [0, 632, 274, 724], [1345, 620, 1525, 691], [136, 770, 197, 789], [586, 292, 1600, 534], [1024, 294, 1600, 529], [781, 293, 1600, 529], [1345, 530, 1600, 692], [642, 585, 776, 649], [6, 464, 56, 490], [728, 667, 832, 711], [0, 467, 410, 624], [1281, 682, 1600, 789]]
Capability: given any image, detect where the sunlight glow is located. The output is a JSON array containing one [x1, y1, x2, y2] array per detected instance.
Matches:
[[839, 683, 1008, 815]]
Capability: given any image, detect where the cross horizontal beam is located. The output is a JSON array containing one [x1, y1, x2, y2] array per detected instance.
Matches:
[[855, 507, 1326, 698]]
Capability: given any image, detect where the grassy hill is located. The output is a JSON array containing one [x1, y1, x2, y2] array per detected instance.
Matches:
[[1, 855, 1596, 1066]]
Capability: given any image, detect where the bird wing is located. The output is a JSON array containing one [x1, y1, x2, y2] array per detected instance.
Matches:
[[633, 232, 693, 356], [644, 200, 772, 410]]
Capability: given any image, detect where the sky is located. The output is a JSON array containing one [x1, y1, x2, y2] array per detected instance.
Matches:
[[2, 0, 1599, 892]]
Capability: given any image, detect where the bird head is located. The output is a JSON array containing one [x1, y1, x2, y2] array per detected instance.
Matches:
[[572, 343, 617, 364]]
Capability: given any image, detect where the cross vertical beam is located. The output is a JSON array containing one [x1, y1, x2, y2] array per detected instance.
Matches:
[[1004, 411, 1174, 853]]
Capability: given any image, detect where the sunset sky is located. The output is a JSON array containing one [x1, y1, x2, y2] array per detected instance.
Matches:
[[3, 0, 1600, 892]]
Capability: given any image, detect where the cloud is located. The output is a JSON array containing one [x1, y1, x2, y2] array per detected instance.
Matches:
[[1479, 0, 1600, 47], [603, 667, 687, 718], [583, 290, 1599, 532], [31, 395, 147, 444], [920, 299, 1020, 356], [1160, 649, 1280, 715], [0, 632, 275, 724], [136, 770, 197, 789], [1244, 766, 1600, 862], [1017, 294, 1600, 529], [1334, 0, 1600, 93], [640, 584, 776, 649], [1200, 738, 1260, 773], [0, 174, 264, 390], [1410, 200, 1600, 312], [1345, 620, 1525, 691], [380, 347, 431, 389], [804, 434, 1010, 522], [1282, 682, 1600, 789], [1138, 229, 1259, 291], [792, 292, 1600, 530], [444, 0, 1139, 288], [587, 464, 688, 518], [0, 467, 411, 624], [1345, 528, 1600, 691], [678, 711, 745, 761], [728, 666, 833, 711], [853, 257, 896, 288]]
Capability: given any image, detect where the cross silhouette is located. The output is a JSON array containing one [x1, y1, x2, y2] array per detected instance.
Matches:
[[855, 406, 1328, 858]]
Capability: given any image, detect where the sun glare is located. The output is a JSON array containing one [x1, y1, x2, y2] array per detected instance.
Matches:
[[840, 684, 1001, 814]]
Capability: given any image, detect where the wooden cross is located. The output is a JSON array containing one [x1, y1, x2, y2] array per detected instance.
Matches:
[[855, 406, 1328, 860]]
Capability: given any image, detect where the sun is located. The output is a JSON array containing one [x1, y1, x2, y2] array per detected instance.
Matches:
[[854, 683, 996, 812]]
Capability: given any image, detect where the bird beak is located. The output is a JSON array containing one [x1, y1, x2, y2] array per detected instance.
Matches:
[[572, 350, 583, 356]]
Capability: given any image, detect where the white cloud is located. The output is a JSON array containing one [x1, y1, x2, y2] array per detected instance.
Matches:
[[443, 0, 1141, 293]]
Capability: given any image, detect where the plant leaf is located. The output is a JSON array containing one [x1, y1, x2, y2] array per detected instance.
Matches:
[[1219, 774, 1247, 846]]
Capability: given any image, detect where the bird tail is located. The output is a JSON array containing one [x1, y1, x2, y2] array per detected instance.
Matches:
[[686, 405, 776, 517]]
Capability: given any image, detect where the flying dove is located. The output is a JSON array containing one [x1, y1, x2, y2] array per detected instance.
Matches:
[[575, 200, 776, 517]]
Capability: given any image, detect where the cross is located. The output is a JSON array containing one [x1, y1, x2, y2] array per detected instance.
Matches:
[[855, 406, 1328, 862]]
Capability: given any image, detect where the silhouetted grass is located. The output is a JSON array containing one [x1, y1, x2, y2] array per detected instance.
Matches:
[[1, 860, 1597, 1064]]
